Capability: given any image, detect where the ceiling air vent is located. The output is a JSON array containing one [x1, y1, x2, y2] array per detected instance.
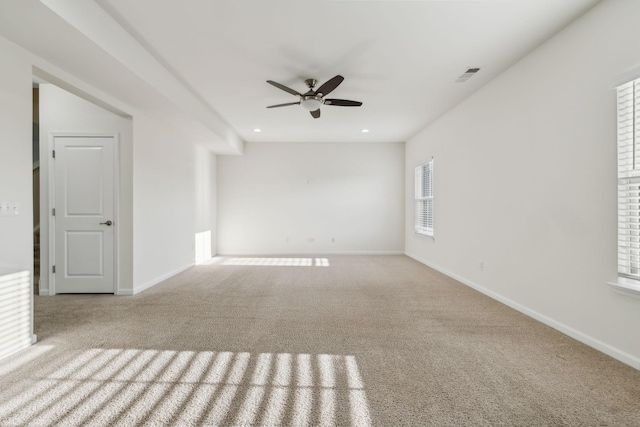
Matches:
[[455, 67, 481, 83]]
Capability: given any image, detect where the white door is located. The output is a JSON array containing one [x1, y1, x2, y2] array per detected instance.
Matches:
[[54, 135, 116, 293]]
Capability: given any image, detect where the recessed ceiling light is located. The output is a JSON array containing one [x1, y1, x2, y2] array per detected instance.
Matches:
[[253, 128, 262, 133], [361, 129, 369, 133]]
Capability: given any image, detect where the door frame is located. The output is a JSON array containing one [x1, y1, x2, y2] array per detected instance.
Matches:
[[48, 132, 120, 295]]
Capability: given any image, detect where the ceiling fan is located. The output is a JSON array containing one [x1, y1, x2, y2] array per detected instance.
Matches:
[[266, 75, 362, 119]]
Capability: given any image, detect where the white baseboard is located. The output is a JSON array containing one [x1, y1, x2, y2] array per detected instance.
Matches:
[[132, 263, 194, 295], [405, 252, 640, 371], [217, 251, 405, 256], [38, 288, 51, 296]]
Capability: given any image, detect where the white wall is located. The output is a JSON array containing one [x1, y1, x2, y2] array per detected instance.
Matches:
[[218, 142, 404, 255], [405, 0, 640, 368], [39, 84, 134, 294], [0, 41, 32, 272], [195, 143, 217, 257], [132, 117, 217, 292], [0, 39, 34, 359]]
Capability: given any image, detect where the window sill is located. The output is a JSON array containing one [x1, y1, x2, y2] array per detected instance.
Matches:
[[414, 231, 434, 240], [607, 277, 640, 300]]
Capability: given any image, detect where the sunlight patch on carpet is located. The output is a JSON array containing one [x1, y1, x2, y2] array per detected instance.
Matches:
[[222, 257, 331, 267], [0, 348, 371, 426], [0, 344, 54, 377]]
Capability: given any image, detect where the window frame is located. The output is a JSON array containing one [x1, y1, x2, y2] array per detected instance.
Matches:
[[617, 78, 640, 280], [414, 159, 434, 237], [609, 77, 640, 298]]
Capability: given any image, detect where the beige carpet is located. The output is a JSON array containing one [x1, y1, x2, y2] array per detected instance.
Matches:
[[1, 255, 639, 426]]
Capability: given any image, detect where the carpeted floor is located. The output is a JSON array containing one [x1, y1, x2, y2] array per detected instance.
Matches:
[[1, 255, 639, 426]]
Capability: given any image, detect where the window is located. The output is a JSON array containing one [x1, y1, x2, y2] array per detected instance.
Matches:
[[415, 159, 433, 237], [617, 78, 640, 279]]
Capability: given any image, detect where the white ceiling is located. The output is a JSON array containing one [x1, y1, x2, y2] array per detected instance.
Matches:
[[0, 0, 601, 150]]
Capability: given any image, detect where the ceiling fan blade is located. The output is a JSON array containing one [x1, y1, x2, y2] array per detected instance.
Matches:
[[315, 75, 344, 97], [324, 99, 362, 107], [266, 102, 300, 108], [310, 109, 321, 119], [267, 80, 302, 96]]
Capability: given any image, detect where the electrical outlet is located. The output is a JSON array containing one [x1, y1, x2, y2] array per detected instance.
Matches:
[[332, 238, 335, 243], [0, 201, 19, 216], [479, 261, 484, 271], [308, 237, 314, 243]]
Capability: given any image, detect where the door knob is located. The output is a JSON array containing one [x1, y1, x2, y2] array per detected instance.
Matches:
[[100, 220, 113, 226]]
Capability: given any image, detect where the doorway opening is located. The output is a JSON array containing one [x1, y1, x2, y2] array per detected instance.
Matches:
[[34, 81, 132, 295]]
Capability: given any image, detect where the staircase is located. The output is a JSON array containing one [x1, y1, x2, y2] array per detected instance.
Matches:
[[33, 228, 39, 294], [33, 162, 40, 295]]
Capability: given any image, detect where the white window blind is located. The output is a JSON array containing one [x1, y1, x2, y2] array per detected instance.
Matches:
[[415, 159, 433, 236], [617, 78, 640, 279]]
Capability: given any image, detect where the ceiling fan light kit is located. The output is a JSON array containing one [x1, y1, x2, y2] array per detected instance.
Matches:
[[300, 96, 323, 111], [266, 75, 363, 119]]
